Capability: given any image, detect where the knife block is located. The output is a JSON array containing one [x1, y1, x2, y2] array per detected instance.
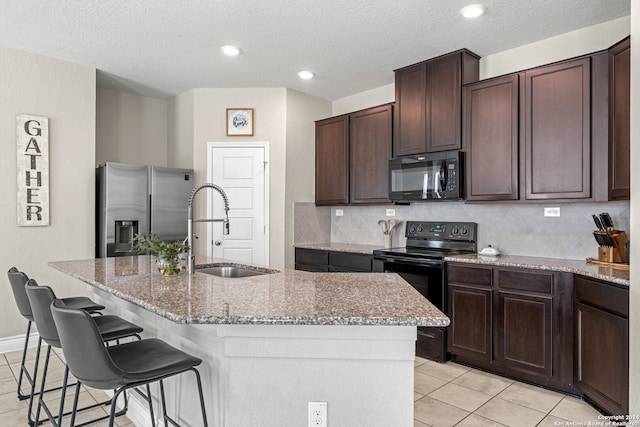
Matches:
[[597, 230, 628, 264]]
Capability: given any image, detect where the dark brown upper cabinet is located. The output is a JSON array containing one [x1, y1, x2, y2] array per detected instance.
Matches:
[[315, 104, 392, 206], [463, 49, 618, 203], [394, 50, 479, 156], [315, 115, 349, 205], [608, 37, 630, 200], [464, 75, 519, 201], [350, 104, 393, 204], [522, 57, 592, 200]]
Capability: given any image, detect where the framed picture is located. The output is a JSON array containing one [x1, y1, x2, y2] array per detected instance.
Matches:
[[226, 108, 254, 136]]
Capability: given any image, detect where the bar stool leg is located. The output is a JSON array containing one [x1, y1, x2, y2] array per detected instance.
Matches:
[[33, 345, 53, 427], [26, 336, 44, 427], [191, 368, 209, 427], [17, 321, 33, 400], [69, 379, 81, 427], [57, 366, 70, 425]]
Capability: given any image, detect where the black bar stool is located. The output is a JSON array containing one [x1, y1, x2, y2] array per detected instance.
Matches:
[[51, 299, 209, 427], [25, 279, 144, 427], [7, 267, 105, 426]]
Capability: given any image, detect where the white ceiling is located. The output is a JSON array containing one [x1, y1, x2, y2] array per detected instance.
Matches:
[[0, 0, 629, 101]]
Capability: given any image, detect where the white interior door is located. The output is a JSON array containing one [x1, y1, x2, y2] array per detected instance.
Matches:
[[208, 143, 269, 265]]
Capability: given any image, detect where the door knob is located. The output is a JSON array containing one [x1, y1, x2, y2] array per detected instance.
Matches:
[[214, 240, 222, 246]]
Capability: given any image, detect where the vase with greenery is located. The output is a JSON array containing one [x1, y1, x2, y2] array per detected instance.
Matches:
[[131, 233, 189, 276]]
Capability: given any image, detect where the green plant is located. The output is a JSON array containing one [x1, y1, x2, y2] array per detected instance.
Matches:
[[131, 233, 189, 275]]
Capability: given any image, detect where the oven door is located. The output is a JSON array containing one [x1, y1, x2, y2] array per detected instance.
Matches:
[[373, 256, 447, 362]]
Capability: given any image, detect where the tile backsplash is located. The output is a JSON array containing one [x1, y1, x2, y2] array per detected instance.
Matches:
[[294, 201, 631, 261]]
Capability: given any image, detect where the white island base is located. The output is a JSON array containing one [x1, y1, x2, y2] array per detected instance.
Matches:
[[94, 290, 417, 427]]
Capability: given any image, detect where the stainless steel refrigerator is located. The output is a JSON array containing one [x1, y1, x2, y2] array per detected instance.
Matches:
[[96, 162, 194, 257]]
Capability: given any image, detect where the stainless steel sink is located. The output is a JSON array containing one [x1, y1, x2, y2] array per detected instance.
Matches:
[[196, 265, 272, 278]]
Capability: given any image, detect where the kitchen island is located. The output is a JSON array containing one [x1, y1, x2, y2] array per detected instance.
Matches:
[[49, 255, 448, 427]]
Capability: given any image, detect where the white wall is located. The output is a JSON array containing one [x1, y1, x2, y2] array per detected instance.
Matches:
[[628, 3, 639, 417], [284, 90, 331, 268], [167, 89, 194, 169], [332, 84, 394, 116], [191, 88, 288, 268], [0, 46, 96, 337], [481, 16, 631, 79], [96, 88, 169, 167]]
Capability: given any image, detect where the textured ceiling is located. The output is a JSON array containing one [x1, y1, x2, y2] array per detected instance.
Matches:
[[0, 0, 630, 101]]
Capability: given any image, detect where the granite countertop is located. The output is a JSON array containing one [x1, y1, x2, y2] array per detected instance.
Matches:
[[48, 256, 448, 327], [295, 242, 383, 255], [446, 254, 630, 287]]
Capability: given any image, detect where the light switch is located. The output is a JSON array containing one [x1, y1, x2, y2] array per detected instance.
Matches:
[[335, 209, 344, 217]]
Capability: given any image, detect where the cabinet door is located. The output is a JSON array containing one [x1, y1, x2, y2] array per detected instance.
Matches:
[[523, 58, 591, 200], [447, 284, 493, 362], [315, 115, 349, 205], [426, 53, 463, 152], [350, 105, 392, 204], [608, 37, 630, 200], [575, 302, 628, 415], [464, 75, 519, 201], [497, 291, 553, 379], [394, 63, 427, 156]]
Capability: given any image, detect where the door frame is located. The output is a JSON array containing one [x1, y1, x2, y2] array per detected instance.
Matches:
[[206, 141, 270, 264]]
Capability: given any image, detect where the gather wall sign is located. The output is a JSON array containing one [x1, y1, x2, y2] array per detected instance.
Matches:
[[16, 114, 49, 226]]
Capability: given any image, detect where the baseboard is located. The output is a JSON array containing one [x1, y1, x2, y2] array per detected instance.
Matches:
[[0, 331, 40, 354]]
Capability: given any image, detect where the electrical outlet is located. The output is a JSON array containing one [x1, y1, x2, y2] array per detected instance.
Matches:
[[544, 207, 561, 217], [386, 208, 396, 217], [308, 402, 327, 427], [335, 209, 343, 217]]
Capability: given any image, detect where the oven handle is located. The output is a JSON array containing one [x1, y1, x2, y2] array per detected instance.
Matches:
[[374, 256, 443, 268]]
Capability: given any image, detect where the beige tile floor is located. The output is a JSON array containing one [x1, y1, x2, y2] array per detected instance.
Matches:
[[0, 346, 133, 426], [414, 357, 605, 427], [0, 346, 605, 427]]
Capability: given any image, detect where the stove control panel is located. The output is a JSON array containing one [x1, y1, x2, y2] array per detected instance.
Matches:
[[405, 221, 477, 241]]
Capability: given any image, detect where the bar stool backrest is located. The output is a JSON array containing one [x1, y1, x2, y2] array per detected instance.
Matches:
[[50, 299, 125, 389], [24, 279, 62, 348], [7, 267, 33, 321]]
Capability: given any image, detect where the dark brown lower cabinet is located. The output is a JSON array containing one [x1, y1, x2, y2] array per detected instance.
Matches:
[[447, 263, 574, 393], [294, 248, 372, 272], [574, 275, 629, 415], [448, 284, 493, 362], [497, 291, 553, 379]]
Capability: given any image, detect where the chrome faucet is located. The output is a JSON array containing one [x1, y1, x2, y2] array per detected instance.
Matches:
[[187, 183, 230, 274]]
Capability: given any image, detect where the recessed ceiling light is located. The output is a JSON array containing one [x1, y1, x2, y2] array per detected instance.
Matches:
[[221, 45, 241, 56], [460, 4, 486, 18], [298, 70, 314, 80]]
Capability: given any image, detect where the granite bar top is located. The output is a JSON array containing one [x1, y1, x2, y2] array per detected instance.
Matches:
[[446, 254, 630, 287], [295, 243, 383, 255], [48, 256, 449, 327]]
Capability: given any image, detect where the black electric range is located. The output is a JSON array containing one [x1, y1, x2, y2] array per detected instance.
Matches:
[[373, 221, 477, 361]]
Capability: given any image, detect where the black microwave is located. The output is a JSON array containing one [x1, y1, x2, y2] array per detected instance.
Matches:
[[389, 150, 463, 201]]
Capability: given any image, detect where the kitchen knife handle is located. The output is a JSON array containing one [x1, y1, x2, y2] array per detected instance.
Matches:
[[600, 213, 615, 230], [592, 214, 604, 230]]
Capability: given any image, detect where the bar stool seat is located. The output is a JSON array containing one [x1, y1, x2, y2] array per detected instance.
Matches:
[[25, 279, 143, 427], [105, 338, 201, 385], [54, 296, 105, 313], [51, 299, 209, 427]]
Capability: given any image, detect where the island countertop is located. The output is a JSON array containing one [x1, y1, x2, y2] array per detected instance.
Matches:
[[48, 255, 448, 327]]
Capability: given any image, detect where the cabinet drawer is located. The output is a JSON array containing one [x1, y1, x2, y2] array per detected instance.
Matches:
[[295, 248, 329, 267], [497, 269, 553, 294], [330, 252, 372, 272], [447, 264, 492, 287], [575, 275, 628, 317], [295, 264, 330, 272]]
